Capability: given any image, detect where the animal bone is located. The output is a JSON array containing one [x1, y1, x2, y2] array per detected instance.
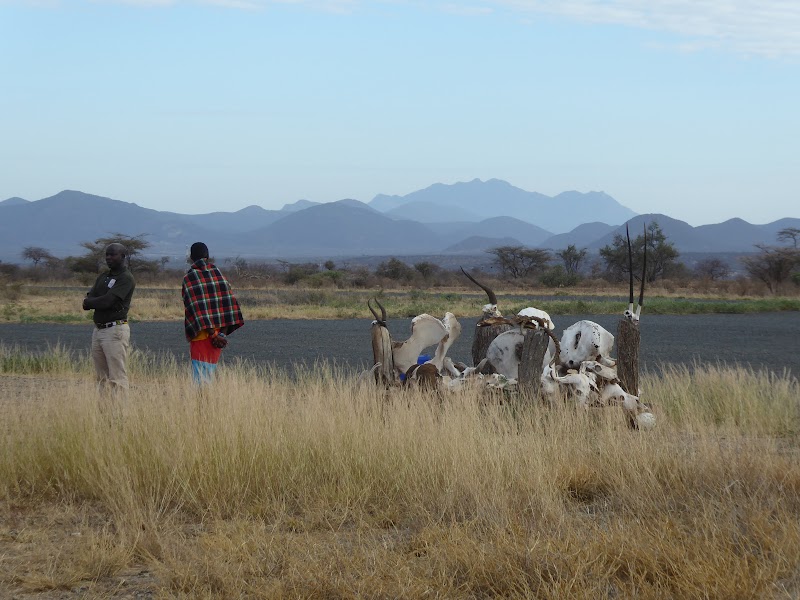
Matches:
[[517, 306, 555, 330], [558, 320, 615, 370], [368, 298, 456, 376], [427, 312, 462, 372], [550, 368, 599, 407], [579, 360, 618, 382]]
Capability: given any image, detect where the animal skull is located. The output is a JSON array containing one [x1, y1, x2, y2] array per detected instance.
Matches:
[[559, 320, 615, 370]]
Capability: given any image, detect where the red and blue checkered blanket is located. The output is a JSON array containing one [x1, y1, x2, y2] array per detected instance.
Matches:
[[182, 259, 244, 341]]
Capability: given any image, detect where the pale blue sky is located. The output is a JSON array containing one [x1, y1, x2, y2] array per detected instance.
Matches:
[[1, 0, 798, 226]]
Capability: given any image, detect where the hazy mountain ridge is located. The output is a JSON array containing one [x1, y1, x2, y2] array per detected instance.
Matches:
[[368, 179, 637, 234], [0, 197, 30, 207], [0, 183, 797, 262]]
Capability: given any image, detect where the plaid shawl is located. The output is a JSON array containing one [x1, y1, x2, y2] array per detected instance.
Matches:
[[182, 259, 244, 341]]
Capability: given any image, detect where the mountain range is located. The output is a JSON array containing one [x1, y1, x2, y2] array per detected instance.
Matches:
[[0, 179, 796, 264]]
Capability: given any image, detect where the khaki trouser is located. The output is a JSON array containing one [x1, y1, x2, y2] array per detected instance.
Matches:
[[91, 323, 131, 392]]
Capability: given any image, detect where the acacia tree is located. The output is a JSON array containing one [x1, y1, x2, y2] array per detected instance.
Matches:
[[71, 233, 152, 273], [486, 246, 551, 279], [599, 221, 679, 283], [556, 244, 588, 276], [741, 244, 799, 294], [21, 246, 54, 267], [414, 261, 440, 280], [375, 257, 415, 282], [694, 257, 731, 281], [777, 227, 800, 248]]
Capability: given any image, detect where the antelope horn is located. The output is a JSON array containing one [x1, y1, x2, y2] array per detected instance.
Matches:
[[637, 223, 647, 319], [367, 298, 387, 325], [460, 267, 498, 305], [545, 325, 561, 366], [626, 223, 634, 316]]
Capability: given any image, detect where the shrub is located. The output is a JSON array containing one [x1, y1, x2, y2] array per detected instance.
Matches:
[[539, 265, 580, 287]]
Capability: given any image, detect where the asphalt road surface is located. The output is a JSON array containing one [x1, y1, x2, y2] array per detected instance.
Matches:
[[0, 313, 797, 378]]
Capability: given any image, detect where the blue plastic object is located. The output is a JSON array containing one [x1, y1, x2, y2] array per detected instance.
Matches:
[[417, 354, 431, 364]]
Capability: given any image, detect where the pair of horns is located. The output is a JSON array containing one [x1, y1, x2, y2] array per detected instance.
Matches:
[[627, 223, 647, 320], [367, 297, 387, 324]]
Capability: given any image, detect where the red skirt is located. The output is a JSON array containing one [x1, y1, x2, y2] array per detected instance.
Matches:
[[190, 337, 223, 364]]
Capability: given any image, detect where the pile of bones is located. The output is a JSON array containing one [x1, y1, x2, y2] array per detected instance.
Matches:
[[367, 227, 656, 430]]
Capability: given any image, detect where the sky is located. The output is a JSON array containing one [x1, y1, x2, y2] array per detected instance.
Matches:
[[1, 0, 798, 226]]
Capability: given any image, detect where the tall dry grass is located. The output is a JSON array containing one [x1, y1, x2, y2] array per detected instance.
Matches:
[[1, 358, 799, 598], [3, 283, 800, 324]]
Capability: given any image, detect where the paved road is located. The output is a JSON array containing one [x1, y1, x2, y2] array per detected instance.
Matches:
[[0, 313, 797, 378]]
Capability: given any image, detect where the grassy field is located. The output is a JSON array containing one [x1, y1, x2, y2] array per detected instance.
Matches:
[[1, 282, 799, 323], [1, 347, 799, 598]]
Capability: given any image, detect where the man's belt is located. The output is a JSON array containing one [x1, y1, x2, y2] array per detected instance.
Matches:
[[96, 320, 128, 329]]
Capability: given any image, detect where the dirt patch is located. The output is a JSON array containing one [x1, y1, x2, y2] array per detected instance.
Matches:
[[0, 500, 159, 599]]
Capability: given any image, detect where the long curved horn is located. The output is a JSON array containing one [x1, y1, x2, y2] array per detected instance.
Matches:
[[374, 297, 387, 323], [460, 267, 497, 305], [637, 223, 647, 319], [368, 298, 387, 325], [626, 224, 634, 316]]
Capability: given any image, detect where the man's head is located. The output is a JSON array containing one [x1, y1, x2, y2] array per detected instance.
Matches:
[[105, 243, 127, 270], [190, 242, 209, 262]]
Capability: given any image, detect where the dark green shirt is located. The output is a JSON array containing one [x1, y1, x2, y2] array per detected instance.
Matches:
[[87, 267, 136, 324]]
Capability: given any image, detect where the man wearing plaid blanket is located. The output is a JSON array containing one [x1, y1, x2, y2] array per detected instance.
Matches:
[[182, 242, 245, 385]]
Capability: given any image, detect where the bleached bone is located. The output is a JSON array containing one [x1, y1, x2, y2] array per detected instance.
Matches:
[[443, 356, 487, 379], [517, 306, 555, 330], [551, 368, 599, 407], [485, 315, 562, 380], [485, 330, 525, 379], [579, 360, 618, 382], [484, 373, 517, 390], [442, 357, 462, 378], [540, 367, 561, 405], [600, 382, 655, 429], [427, 312, 462, 372], [368, 298, 456, 376], [358, 362, 383, 381], [559, 320, 615, 370]]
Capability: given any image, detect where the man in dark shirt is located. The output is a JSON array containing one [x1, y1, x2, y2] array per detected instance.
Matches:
[[83, 243, 136, 393]]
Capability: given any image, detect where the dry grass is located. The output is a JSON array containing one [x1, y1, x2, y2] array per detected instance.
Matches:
[[1, 358, 799, 599], [2, 283, 799, 324]]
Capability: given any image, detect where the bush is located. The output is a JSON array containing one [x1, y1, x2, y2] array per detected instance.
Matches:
[[283, 263, 320, 285], [306, 271, 344, 288], [375, 258, 415, 282], [539, 265, 580, 287]]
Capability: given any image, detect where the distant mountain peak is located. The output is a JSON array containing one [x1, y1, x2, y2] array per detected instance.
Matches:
[[0, 196, 30, 207], [368, 179, 635, 233], [281, 199, 320, 212]]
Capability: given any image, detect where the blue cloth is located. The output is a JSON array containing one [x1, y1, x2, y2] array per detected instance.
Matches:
[[192, 359, 217, 385]]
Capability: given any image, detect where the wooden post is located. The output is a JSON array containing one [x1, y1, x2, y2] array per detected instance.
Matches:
[[371, 323, 395, 386], [518, 329, 549, 401], [472, 322, 513, 366], [616, 318, 640, 395]]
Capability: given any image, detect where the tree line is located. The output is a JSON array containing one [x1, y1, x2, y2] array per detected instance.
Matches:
[[3, 224, 800, 295]]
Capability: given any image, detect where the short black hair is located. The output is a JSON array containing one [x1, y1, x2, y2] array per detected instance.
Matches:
[[190, 242, 209, 261]]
